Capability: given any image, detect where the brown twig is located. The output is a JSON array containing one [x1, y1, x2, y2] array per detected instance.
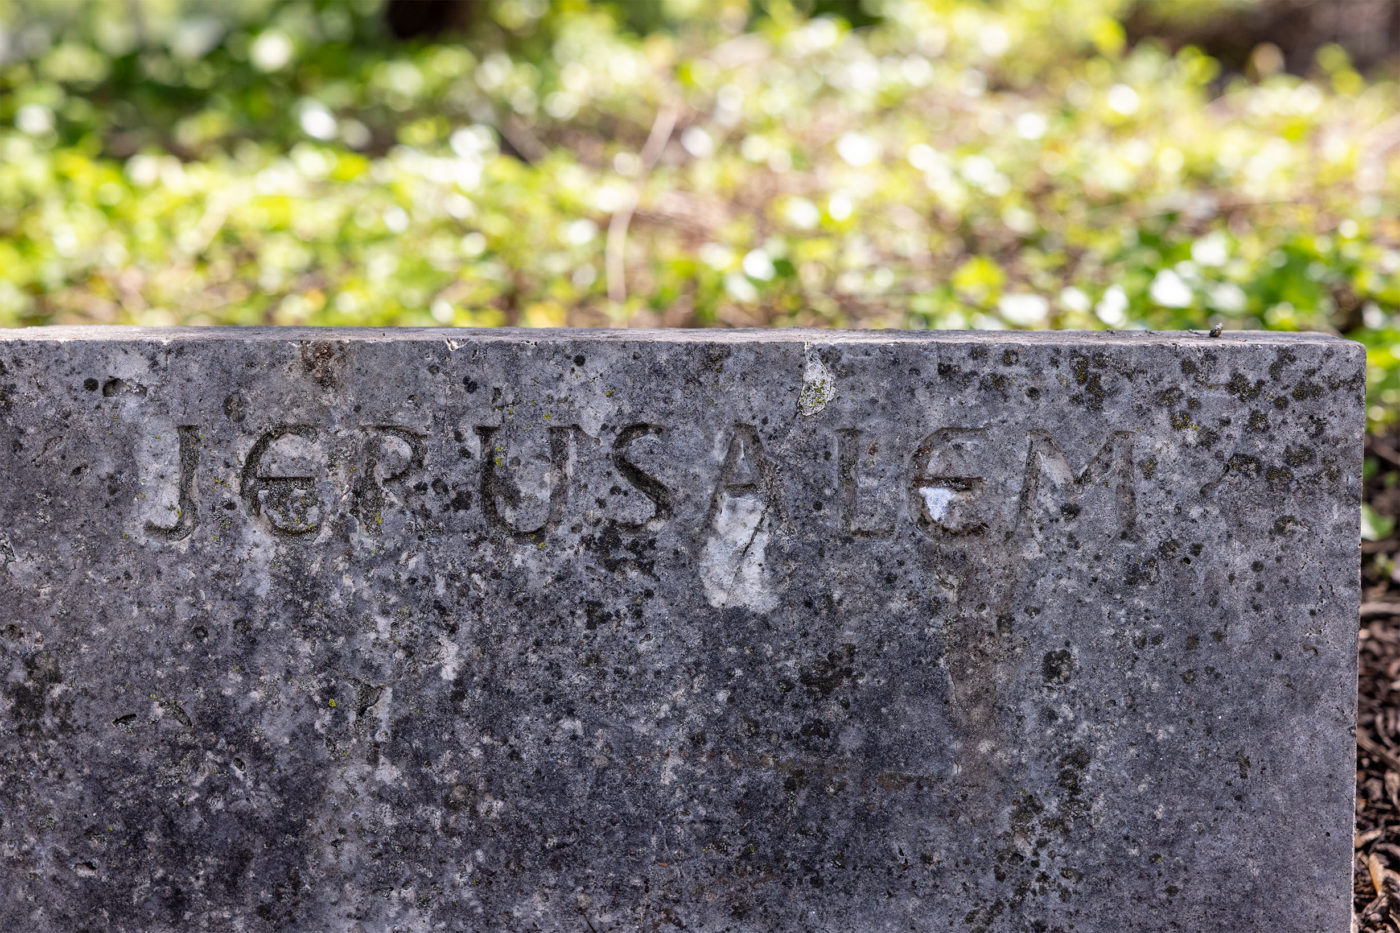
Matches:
[[1359, 729, 1400, 774], [606, 103, 678, 305], [499, 115, 547, 164], [1371, 440, 1400, 471]]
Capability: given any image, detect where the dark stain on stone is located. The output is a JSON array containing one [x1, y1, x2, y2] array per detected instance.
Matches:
[[1125, 557, 1158, 586], [1042, 650, 1073, 685], [798, 644, 857, 696], [102, 377, 146, 397], [1226, 372, 1264, 401], [1291, 380, 1324, 401], [1069, 353, 1108, 411], [1269, 350, 1297, 380], [7, 650, 70, 737], [1284, 445, 1314, 467], [300, 341, 348, 389], [580, 523, 657, 576], [1227, 454, 1260, 477], [223, 390, 248, 422]]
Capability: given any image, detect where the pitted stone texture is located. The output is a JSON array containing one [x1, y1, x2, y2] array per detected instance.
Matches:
[[0, 328, 1361, 932]]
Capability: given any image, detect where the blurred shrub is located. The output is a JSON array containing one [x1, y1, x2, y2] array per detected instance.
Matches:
[[0, 0, 1397, 426]]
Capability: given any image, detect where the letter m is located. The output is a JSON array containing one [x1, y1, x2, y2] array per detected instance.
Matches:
[[1013, 430, 1136, 539]]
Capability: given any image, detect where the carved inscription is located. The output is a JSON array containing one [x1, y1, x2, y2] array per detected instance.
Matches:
[[704, 424, 780, 527], [145, 426, 200, 541], [611, 424, 671, 533], [352, 426, 426, 532], [910, 427, 987, 537], [837, 429, 894, 537], [1014, 430, 1137, 539], [142, 418, 1137, 546], [476, 424, 576, 540], [240, 425, 322, 536], [699, 424, 780, 611]]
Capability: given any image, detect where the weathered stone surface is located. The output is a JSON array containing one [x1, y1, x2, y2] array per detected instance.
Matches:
[[0, 327, 1362, 931]]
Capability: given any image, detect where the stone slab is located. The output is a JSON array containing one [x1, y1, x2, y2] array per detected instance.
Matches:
[[0, 327, 1363, 931]]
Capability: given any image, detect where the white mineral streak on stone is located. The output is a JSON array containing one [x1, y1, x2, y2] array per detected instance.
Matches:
[[559, 718, 583, 739], [134, 417, 181, 531], [797, 345, 835, 417], [838, 723, 866, 753], [438, 637, 460, 681], [246, 534, 277, 599], [919, 485, 957, 522], [699, 494, 778, 612], [575, 399, 605, 439], [371, 686, 394, 743]]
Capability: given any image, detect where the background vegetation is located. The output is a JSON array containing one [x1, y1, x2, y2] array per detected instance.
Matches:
[[0, 0, 1396, 424]]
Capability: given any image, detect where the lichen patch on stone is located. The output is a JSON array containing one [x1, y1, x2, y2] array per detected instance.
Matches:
[[798, 346, 835, 417]]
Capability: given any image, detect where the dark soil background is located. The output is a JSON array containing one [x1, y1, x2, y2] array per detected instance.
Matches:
[[1355, 436, 1400, 929]]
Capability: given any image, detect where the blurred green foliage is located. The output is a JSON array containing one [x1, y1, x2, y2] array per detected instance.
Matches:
[[1, 0, 1398, 425]]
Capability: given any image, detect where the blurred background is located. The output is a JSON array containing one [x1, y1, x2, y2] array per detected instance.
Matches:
[[1, 1, 1397, 402], [2, 0, 1400, 922]]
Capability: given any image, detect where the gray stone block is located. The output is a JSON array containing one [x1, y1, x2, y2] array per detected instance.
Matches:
[[0, 328, 1362, 931]]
